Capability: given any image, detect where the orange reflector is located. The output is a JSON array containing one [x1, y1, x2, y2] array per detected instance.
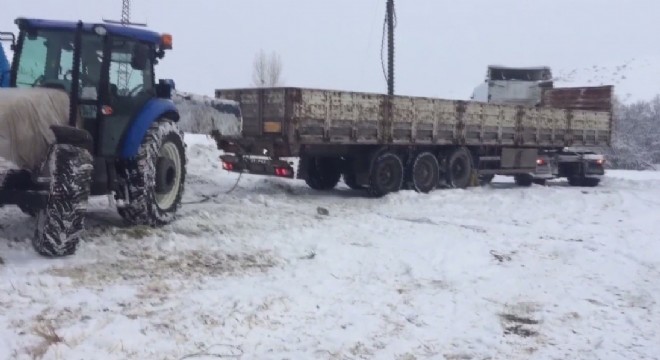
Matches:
[[161, 33, 173, 49]]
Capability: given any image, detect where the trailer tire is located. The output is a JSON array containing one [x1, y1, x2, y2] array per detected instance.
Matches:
[[32, 144, 93, 257], [478, 174, 495, 186], [304, 157, 341, 191], [446, 147, 473, 189], [514, 174, 534, 187], [569, 176, 600, 187], [533, 179, 547, 186], [117, 120, 186, 226], [342, 170, 364, 190], [368, 151, 404, 197], [410, 152, 439, 193]]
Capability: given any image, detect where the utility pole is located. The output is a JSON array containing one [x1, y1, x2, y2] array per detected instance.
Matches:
[[386, 0, 395, 96], [117, 0, 131, 91]]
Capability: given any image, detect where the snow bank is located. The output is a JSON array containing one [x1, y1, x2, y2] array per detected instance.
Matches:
[[1, 135, 659, 359]]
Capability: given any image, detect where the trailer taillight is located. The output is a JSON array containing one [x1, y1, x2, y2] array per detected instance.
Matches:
[[536, 158, 546, 166], [274, 167, 291, 177], [222, 161, 234, 171]]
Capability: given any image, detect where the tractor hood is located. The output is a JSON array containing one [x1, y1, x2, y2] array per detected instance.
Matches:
[[0, 87, 76, 171]]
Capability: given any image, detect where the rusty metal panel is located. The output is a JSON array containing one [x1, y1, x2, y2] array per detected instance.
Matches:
[[433, 100, 458, 144], [294, 89, 384, 144], [215, 86, 612, 153], [541, 86, 613, 112]]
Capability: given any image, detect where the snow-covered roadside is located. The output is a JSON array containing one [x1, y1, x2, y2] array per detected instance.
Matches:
[[1, 134, 659, 359]]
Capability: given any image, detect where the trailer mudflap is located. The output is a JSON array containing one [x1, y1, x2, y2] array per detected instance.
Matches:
[[220, 155, 294, 179]]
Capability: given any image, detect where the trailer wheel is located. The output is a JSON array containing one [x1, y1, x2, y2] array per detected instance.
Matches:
[[533, 179, 547, 186], [368, 151, 404, 197], [478, 174, 495, 186], [117, 120, 186, 226], [304, 157, 341, 190], [32, 144, 93, 257], [342, 170, 364, 190], [514, 174, 533, 187], [410, 152, 439, 193], [569, 176, 600, 187], [446, 147, 473, 189]]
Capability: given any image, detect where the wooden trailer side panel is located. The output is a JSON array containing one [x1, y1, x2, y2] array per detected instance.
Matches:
[[215, 87, 612, 154]]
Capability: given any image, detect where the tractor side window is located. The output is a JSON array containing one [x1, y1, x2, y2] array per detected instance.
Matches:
[[108, 39, 154, 115], [15, 33, 48, 87]]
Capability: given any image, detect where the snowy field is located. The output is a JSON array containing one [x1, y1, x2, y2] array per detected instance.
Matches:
[[1, 134, 659, 360]]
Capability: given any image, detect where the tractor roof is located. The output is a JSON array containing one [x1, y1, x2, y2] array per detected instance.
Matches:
[[16, 18, 163, 45]]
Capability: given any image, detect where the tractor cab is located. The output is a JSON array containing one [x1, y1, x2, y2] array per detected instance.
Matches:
[[0, 18, 185, 257], [10, 19, 176, 161]]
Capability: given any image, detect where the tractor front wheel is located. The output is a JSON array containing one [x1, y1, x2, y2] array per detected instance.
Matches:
[[117, 120, 186, 226]]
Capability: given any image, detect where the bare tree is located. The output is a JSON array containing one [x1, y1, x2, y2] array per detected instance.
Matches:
[[252, 49, 282, 87]]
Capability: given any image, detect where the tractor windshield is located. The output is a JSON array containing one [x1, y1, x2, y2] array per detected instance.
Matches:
[[15, 29, 103, 96]]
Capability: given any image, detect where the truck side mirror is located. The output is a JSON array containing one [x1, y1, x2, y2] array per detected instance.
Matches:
[[156, 79, 175, 98]]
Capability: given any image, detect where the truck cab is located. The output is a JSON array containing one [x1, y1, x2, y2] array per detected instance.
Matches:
[[471, 65, 553, 106]]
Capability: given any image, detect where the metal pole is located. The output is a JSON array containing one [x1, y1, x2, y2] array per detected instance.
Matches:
[[387, 0, 394, 96]]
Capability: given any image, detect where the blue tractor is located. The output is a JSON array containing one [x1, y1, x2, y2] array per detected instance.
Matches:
[[0, 18, 186, 257], [0, 32, 12, 87]]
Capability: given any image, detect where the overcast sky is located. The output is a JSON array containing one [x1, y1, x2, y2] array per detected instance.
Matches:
[[2, 0, 659, 102]]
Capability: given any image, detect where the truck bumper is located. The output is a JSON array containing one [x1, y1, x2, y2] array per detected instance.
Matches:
[[220, 155, 295, 179]]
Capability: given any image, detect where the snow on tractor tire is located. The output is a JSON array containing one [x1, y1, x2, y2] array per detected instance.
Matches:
[[33, 144, 93, 257], [117, 120, 186, 226]]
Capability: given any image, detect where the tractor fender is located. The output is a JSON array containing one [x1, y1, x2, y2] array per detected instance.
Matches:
[[119, 98, 180, 159]]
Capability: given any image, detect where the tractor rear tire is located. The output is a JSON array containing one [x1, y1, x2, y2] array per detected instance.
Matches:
[[32, 144, 93, 257], [117, 120, 186, 226]]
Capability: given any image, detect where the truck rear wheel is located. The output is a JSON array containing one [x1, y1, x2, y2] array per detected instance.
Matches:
[[514, 174, 533, 187], [304, 157, 341, 190], [569, 176, 600, 187], [446, 147, 473, 189], [368, 151, 404, 197], [410, 152, 439, 193], [478, 174, 495, 186], [342, 170, 364, 190], [32, 144, 93, 257], [117, 120, 186, 226]]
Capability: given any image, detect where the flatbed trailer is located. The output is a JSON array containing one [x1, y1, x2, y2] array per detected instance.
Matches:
[[213, 85, 612, 196]]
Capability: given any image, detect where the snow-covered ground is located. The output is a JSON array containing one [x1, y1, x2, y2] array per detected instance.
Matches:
[[1, 134, 659, 360]]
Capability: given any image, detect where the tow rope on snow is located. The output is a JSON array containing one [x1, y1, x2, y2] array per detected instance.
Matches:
[[181, 153, 245, 205]]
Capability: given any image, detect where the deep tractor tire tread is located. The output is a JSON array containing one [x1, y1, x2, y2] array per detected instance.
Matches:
[[304, 157, 341, 191], [33, 145, 93, 257], [117, 120, 186, 226], [446, 147, 474, 189], [410, 152, 440, 193], [368, 151, 404, 197]]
